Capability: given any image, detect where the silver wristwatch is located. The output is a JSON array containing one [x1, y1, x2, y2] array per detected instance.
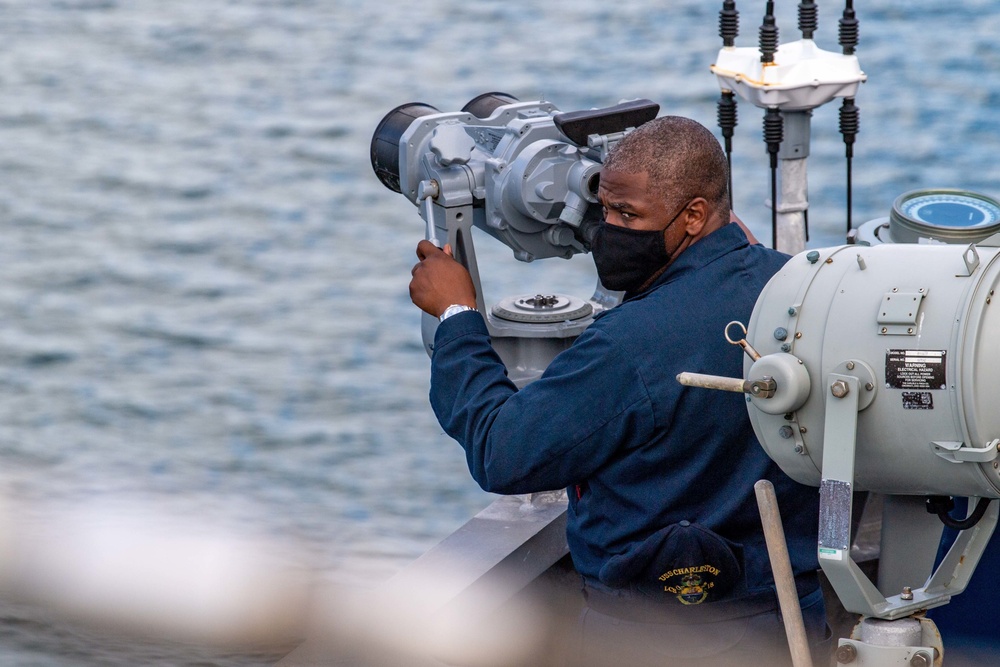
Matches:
[[439, 304, 478, 322]]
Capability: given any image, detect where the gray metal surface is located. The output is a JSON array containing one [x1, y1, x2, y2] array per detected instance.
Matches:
[[738, 241, 1000, 621], [875, 496, 942, 598], [745, 242, 1000, 498]]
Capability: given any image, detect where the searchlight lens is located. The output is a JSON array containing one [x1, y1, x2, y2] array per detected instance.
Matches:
[[890, 189, 1000, 243]]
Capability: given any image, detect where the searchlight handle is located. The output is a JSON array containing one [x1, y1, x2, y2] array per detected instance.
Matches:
[[676, 321, 776, 398]]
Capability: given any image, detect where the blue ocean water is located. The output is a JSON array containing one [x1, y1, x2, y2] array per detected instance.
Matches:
[[0, 0, 998, 664]]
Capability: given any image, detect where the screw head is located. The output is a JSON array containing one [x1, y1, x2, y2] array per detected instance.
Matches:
[[831, 380, 850, 399], [836, 643, 858, 664], [910, 651, 931, 667]]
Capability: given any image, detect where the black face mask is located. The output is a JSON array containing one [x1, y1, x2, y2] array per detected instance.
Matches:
[[590, 203, 688, 294]]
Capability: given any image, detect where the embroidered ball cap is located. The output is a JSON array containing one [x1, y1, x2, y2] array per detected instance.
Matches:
[[598, 521, 743, 604]]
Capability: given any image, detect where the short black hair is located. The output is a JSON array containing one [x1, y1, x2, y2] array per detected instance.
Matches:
[[603, 116, 730, 215]]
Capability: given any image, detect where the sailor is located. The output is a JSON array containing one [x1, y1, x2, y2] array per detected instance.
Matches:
[[409, 116, 829, 666]]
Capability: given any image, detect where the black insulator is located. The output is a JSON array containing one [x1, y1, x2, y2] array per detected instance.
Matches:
[[763, 107, 783, 162], [839, 97, 860, 146], [839, 1, 859, 55], [840, 98, 859, 233], [718, 91, 738, 209], [719, 0, 740, 47], [763, 107, 783, 248], [718, 91, 738, 140], [798, 1, 818, 40], [759, 1, 779, 63]]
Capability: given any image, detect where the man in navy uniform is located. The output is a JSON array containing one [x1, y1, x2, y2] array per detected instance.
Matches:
[[409, 116, 828, 666]]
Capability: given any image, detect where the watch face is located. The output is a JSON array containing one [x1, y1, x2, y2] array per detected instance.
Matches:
[[898, 193, 1000, 230], [440, 304, 475, 321]]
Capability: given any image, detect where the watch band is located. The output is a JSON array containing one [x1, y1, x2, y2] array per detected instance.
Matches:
[[439, 304, 478, 322]]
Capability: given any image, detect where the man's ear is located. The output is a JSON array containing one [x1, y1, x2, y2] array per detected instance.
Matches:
[[682, 197, 709, 236]]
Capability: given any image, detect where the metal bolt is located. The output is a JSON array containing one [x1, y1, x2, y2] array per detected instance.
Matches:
[[901, 586, 914, 600], [795, 332, 802, 339], [788, 307, 797, 316], [831, 380, 850, 399], [774, 327, 788, 341], [807, 251, 820, 264], [779, 425, 794, 439], [881, 327, 888, 334], [836, 643, 858, 664], [910, 651, 932, 667], [865, 382, 875, 391], [826, 257, 834, 264], [781, 343, 791, 352], [793, 444, 805, 454], [800, 427, 808, 434], [993, 461, 999, 470], [907, 327, 914, 334], [846, 361, 855, 371]]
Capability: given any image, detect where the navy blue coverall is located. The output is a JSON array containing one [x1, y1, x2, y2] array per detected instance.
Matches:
[[429, 223, 826, 665]]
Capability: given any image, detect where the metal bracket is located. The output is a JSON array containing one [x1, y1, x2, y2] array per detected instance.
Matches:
[[931, 439, 1000, 463], [876, 289, 926, 336], [959, 243, 981, 277], [817, 372, 1000, 621]]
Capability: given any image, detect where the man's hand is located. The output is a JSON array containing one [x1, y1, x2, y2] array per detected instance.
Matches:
[[409, 240, 478, 317]]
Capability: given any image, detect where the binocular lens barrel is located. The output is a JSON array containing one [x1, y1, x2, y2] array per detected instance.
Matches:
[[370, 102, 439, 193], [461, 92, 518, 119]]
